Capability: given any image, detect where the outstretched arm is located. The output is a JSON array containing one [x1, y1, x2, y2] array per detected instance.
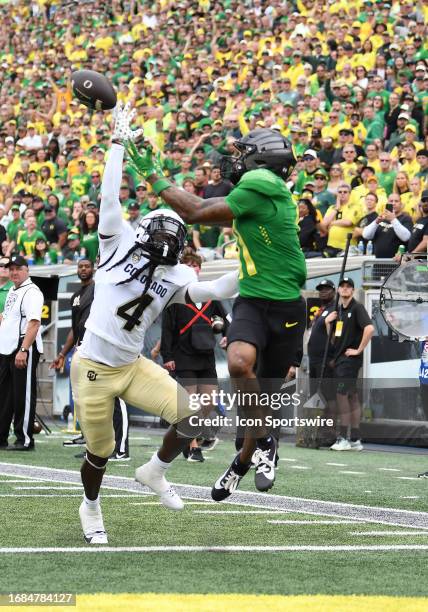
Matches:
[[125, 141, 235, 225], [171, 270, 239, 306]]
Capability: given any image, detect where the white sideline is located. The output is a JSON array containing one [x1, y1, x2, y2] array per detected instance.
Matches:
[[1, 545, 428, 554]]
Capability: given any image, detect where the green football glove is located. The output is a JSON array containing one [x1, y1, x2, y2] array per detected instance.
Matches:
[[125, 141, 164, 180]]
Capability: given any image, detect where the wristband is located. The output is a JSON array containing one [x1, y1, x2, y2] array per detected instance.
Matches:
[[152, 178, 171, 195]]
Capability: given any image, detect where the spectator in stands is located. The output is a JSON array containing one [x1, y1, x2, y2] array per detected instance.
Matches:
[[202, 165, 232, 199], [79, 210, 99, 263], [407, 191, 428, 254], [33, 237, 57, 265], [312, 169, 335, 216], [127, 202, 143, 231], [362, 193, 413, 258], [62, 229, 81, 264], [87, 170, 102, 205], [41, 204, 68, 248], [416, 150, 428, 181], [18, 216, 46, 261], [298, 198, 321, 258], [320, 184, 360, 258], [353, 194, 379, 253]]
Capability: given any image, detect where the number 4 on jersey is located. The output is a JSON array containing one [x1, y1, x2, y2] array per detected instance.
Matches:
[[116, 295, 154, 331]]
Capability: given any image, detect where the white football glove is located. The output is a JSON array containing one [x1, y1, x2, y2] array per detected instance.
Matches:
[[112, 101, 143, 142]]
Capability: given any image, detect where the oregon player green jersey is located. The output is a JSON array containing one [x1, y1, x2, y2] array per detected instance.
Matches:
[[225, 168, 307, 300]]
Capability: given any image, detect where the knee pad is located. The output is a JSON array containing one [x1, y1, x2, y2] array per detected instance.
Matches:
[[85, 451, 108, 470], [174, 415, 202, 439]]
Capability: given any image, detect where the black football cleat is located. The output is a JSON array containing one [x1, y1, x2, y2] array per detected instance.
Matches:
[[253, 437, 277, 492], [211, 454, 250, 502], [417, 471, 428, 478]]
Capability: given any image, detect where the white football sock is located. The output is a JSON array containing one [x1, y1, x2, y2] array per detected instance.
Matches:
[[84, 494, 100, 510], [150, 452, 170, 470]]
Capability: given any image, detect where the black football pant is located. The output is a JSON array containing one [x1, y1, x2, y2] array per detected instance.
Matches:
[[0, 344, 40, 448]]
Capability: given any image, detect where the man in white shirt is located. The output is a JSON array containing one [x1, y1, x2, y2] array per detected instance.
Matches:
[[0, 255, 44, 451]]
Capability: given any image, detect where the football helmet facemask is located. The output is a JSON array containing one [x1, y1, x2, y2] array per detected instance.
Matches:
[[220, 128, 296, 185], [135, 210, 187, 266]]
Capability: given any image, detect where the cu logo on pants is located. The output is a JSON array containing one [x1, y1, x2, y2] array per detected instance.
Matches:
[[87, 370, 98, 381]]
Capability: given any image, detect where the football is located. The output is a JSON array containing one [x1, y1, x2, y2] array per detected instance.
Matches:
[[70, 69, 117, 111]]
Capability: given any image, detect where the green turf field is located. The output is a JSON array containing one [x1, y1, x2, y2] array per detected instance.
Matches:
[[1, 428, 428, 609]]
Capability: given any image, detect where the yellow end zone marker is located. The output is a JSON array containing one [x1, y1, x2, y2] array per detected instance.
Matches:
[[71, 594, 428, 612]]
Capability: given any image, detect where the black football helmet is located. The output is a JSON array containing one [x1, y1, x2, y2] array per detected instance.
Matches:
[[220, 128, 296, 184]]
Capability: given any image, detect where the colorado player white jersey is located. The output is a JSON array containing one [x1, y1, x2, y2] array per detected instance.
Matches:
[[79, 143, 237, 367], [81, 222, 196, 366]]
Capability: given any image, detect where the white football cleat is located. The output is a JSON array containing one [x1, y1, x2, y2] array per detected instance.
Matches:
[[79, 501, 108, 544], [135, 462, 184, 511], [330, 437, 352, 451], [350, 439, 364, 451]]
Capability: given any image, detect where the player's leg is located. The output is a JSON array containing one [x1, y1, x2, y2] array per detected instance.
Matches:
[[211, 298, 267, 501], [70, 353, 117, 543], [111, 398, 130, 460], [121, 357, 201, 510], [175, 372, 199, 460], [331, 360, 353, 450], [255, 297, 306, 490], [0, 355, 13, 446]]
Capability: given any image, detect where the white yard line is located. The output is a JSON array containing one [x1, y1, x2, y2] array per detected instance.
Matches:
[[193, 510, 291, 515], [268, 520, 363, 525], [326, 463, 347, 467], [290, 466, 310, 470], [279, 458, 297, 462], [1, 462, 428, 530], [396, 477, 419, 481], [400, 496, 420, 500], [339, 471, 366, 475], [1, 545, 428, 554], [13, 486, 82, 491], [378, 468, 401, 472], [350, 531, 428, 536]]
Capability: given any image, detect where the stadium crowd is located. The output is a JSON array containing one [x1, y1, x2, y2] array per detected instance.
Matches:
[[0, 0, 426, 263]]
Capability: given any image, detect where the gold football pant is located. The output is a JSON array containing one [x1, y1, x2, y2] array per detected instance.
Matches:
[[70, 352, 192, 458]]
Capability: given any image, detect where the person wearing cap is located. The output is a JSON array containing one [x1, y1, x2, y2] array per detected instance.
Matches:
[[407, 190, 428, 254], [41, 204, 68, 249], [0, 255, 44, 451], [295, 150, 319, 193], [0, 257, 13, 314], [325, 278, 374, 451], [312, 169, 335, 216], [308, 279, 338, 442], [6, 205, 23, 245], [62, 230, 81, 264], [416, 149, 428, 181], [127, 202, 143, 231]]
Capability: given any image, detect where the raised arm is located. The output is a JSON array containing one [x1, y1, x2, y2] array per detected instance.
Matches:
[[99, 143, 125, 238], [99, 102, 143, 238]]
